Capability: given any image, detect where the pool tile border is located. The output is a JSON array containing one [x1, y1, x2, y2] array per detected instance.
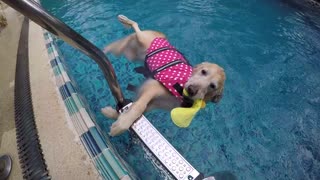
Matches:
[[42, 30, 136, 180]]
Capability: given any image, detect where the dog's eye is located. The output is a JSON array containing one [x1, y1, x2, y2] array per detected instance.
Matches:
[[201, 70, 207, 76], [210, 83, 216, 89]]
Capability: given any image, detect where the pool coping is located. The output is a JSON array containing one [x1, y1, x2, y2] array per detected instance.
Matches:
[[42, 29, 137, 180], [28, 20, 99, 179]]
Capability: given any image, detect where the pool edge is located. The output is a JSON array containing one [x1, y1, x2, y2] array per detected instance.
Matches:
[[41, 27, 137, 180]]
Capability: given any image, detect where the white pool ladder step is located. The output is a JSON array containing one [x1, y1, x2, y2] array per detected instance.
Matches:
[[120, 103, 203, 180]]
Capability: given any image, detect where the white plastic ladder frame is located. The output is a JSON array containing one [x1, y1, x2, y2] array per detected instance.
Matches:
[[120, 103, 204, 180]]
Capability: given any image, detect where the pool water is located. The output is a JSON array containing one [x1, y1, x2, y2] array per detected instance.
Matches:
[[41, 0, 320, 179]]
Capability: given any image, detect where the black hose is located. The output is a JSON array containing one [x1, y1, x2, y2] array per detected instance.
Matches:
[[14, 17, 51, 180]]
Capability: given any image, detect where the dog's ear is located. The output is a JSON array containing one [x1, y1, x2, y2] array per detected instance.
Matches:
[[211, 93, 223, 103], [211, 85, 224, 104]]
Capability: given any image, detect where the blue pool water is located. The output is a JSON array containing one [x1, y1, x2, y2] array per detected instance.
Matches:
[[41, 0, 320, 179]]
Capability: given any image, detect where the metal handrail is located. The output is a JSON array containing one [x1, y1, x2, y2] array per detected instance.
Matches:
[[3, 0, 127, 108]]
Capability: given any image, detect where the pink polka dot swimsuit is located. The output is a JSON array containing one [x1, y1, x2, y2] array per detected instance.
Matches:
[[145, 38, 193, 100]]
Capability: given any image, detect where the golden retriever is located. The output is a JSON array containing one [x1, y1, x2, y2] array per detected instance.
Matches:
[[101, 15, 226, 136]]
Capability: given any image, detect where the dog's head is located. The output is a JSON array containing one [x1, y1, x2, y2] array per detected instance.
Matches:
[[185, 62, 226, 103]]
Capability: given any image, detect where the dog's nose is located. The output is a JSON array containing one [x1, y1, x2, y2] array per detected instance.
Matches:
[[187, 85, 198, 97]]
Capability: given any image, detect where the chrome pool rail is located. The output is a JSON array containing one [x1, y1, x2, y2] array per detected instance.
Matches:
[[2, 0, 126, 108]]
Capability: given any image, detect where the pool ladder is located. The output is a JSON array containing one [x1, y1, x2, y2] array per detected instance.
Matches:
[[121, 103, 203, 180], [4, 0, 214, 179]]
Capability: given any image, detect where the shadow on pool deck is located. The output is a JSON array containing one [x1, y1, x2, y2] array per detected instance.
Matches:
[[0, 5, 99, 180]]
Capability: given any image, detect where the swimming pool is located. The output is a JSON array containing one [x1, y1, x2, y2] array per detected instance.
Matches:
[[41, 0, 320, 179]]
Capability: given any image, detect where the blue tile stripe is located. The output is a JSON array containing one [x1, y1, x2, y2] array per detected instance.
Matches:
[[81, 132, 102, 157], [42, 29, 136, 180]]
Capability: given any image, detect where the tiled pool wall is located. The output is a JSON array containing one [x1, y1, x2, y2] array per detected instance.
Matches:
[[43, 30, 137, 180]]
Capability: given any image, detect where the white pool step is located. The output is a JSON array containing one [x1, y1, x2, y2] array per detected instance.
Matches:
[[120, 103, 203, 180]]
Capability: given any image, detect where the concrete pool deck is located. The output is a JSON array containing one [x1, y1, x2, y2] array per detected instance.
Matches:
[[0, 6, 98, 180], [0, 5, 23, 180]]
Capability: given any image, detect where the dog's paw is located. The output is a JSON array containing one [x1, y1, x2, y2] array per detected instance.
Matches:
[[108, 103, 144, 136], [109, 115, 133, 136], [101, 106, 119, 120], [103, 46, 110, 53]]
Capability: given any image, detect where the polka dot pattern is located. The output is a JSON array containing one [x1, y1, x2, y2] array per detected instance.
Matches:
[[146, 38, 193, 99]]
